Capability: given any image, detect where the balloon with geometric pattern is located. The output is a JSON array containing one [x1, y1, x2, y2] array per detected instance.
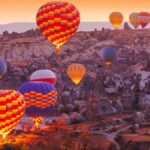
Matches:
[[0, 90, 25, 139], [67, 63, 86, 85], [36, 1, 80, 53], [19, 82, 57, 127], [109, 12, 123, 29]]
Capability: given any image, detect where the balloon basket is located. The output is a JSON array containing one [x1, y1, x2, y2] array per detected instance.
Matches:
[[0, 133, 9, 144], [104, 61, 112, 67], [30, 117, 43, 129]]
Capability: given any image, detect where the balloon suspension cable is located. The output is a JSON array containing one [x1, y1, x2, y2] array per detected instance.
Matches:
[[56, 45, 61, 54], [30, 117, 43, 129], [73, 80, 80, 85]]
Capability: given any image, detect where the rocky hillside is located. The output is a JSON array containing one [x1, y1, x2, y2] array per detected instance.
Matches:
[[0, 27, 150, 150], [0, 28, 150, 113], [0, 30, 150, 86]]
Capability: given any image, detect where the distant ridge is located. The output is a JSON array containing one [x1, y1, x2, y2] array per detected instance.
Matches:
[[0, 22, 114, 34], [0, 22, 149, 34], [0, 22, 37, 34]]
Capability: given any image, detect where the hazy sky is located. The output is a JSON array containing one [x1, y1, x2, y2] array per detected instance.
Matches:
[[0, 0, 149, 23]]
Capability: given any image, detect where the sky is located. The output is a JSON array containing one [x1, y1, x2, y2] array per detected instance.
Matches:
[[0, 0, 149, 23]]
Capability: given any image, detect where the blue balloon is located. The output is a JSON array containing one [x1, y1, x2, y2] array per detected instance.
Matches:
[[19, 82, 57, 118], [0, 59, 7, 77], [101, 47, 116, 65]]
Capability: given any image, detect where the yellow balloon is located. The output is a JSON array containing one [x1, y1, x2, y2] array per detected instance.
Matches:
[[109, 12, 123, 29], [67, 63, 86, 84], [129, 12, 139, 29]]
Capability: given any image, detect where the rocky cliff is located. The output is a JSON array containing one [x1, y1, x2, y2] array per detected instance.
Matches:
[[0, 29, 149, 83], [0, 28, 150, 150], [0, 29, 150, 112]]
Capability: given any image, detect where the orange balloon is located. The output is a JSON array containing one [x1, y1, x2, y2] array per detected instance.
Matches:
[[129, 12, 139, 29], [109, 12, 123, 29], [36, 2, 80, 53], [67, 63, 86, 84]]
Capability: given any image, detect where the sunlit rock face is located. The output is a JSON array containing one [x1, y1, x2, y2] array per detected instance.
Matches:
[[0, 29, 150, 115]]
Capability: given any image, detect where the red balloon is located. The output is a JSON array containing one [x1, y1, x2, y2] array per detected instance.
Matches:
[[30, 70, 56, 85], [138, 12, 150, 28]]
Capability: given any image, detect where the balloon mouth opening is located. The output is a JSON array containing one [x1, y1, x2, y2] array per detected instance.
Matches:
[[72, 79, 82, 85], [30, 117, 43, 128], [104, 61, 113, 66], [113, 24, 121, 29], [114, 26, 119, 29], [0, 132, 10, 142], [2, 133, 8, 140]]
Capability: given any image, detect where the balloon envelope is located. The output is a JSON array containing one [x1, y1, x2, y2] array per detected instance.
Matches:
[[0, 90, 25, 138], [0, 59, 7, 78], [19, 82, 57, 119], [36, 1, 80, 53], [129, 12, 139, 29], [67, 63, 86, 84], [138, 12, 150, 28], [30, 69, 56, 85], [109, 12, 123, 29], [101, 47, 116, 65]]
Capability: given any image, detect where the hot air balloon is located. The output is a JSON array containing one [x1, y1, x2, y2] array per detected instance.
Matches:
[[129, 12, 139, 29], [30, 69, 56, 85], [36, 1, 80, 53], [101, 47, 116, 66], [0, 59, 7, 78], [109, 12, 123, 29], [19, 82, 57, 127], [67, 63, 86, 84], [138, 12, 150, 28], [0, 90, 25, 139]]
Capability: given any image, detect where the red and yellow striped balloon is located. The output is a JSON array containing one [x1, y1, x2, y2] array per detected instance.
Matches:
[[109, 12, 123, 29], [0, 90, 25, 139], [36, 1, 80, 53]]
